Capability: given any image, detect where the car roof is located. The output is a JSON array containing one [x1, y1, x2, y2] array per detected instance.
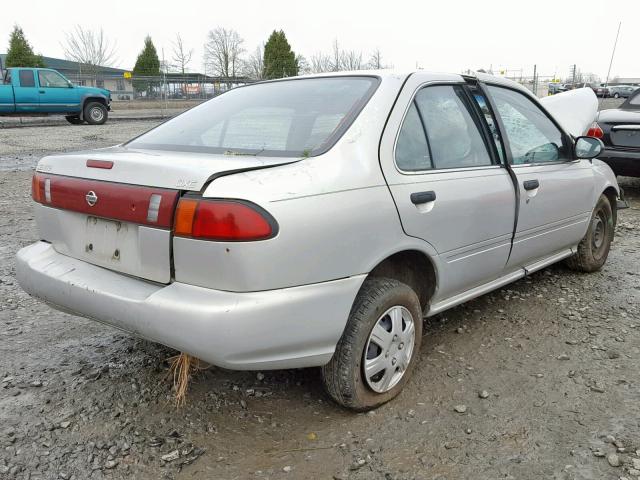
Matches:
[[292, 69, 530, 92]]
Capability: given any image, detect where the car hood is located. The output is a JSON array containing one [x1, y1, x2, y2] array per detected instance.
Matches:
[[539, 88, 598, 137]]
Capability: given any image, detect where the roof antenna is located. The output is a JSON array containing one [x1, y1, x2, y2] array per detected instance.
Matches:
[[604, 21, 621, 88]]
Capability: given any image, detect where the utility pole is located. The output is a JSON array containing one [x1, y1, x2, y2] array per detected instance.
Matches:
[[533, 64, 537, 96], [604, 21, 622, 87]]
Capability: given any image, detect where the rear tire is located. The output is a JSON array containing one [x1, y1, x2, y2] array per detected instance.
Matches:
[[613, 93, 620, 99], [65, 116, 84, 125], [566, 194, 614, 272], [321, 277, 422, 411], [84, 102, 108, 125]]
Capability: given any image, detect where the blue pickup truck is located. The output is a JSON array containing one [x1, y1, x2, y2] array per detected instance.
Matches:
[[0, 67, 111, 125]]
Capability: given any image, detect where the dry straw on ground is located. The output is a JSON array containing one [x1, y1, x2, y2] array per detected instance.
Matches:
[[167, 353, 206, 407]]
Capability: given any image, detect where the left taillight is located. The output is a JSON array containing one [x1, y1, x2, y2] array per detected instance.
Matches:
[[31, 174, 50, 204], [174, 198, 277, 241]]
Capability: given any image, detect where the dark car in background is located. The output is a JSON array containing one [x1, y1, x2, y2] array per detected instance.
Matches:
[[593, 85, 610, 98], [591, 88, 640, 176]]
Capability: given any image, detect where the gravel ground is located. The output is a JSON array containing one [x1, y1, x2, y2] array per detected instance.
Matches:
[[1, 120, 640, 480]]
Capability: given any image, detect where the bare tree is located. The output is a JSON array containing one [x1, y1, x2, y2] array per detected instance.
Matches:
[[310, 52, 332, 73], [331, 39, 342, 71], [367, 48, 391, 70], [243, 45, 264, 80], [341, 50, 363, 70], [172, 34, 193, 74], [204, 27, 245, 78], [62, 26, 117, 77]]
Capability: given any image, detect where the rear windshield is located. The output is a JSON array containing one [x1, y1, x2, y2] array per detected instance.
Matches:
[[127, 76, 380, 157]]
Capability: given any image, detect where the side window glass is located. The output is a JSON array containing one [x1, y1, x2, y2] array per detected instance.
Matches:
[[414, 86, 493, 169], [487, 86, 569, 164], [18, 70, 35, 88], [395, 102, 431, 171], [38, 71, 68, 88]]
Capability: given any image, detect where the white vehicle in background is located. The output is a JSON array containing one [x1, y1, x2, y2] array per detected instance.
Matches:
[[17, 71, 623, 410]]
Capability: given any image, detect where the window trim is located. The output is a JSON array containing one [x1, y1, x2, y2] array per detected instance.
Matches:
[[481, 82, 578, 167], [392, 81, 500, 175], [463, 83, 507, 165]]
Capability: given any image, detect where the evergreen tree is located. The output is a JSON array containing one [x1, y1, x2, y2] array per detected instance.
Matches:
[[262, 30, 298, 79], [5, 25, 44, 67], [132, 36, 161, 95]]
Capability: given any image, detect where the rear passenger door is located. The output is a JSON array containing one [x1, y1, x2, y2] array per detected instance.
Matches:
[[380, 74, 517, 301], [13, 69, 39, 112], [482, 84, 594, 270]]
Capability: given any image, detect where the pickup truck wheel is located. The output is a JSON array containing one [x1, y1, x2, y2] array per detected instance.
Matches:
[[65, 116, 84, 125], [321, 277, 422, 411], [84, 102, 108, 125], [566, 194, 614, 272]]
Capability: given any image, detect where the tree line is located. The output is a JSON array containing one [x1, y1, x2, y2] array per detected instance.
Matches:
[[3, 24, 391, 81]]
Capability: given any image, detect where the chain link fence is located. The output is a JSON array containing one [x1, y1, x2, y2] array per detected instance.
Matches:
[[65, 73, 255, 102]]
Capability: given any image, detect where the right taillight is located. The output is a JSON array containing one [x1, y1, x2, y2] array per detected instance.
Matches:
[[586, 122, 604, 139], [174, 198, 277, 241]]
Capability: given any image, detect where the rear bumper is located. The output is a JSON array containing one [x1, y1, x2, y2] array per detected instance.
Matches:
[[16, 241, 364, 370], [598, 147, 640, 176]]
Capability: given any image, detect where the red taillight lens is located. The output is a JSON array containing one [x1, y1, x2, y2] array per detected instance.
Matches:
[[586, 122, 604, 139], [174, 198, 276, 241]]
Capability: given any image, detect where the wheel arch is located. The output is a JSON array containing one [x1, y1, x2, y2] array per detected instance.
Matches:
[[367, 249, 438, 314], [602, 185, 618, 227], [80, 95, 108, 119]]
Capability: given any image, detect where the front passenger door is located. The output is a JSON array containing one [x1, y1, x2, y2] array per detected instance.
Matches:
[[484, 85, 595, 270], [37, 70, 80, 113]]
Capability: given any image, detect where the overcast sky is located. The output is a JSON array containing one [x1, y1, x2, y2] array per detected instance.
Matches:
[[3, 0, 638, 80]]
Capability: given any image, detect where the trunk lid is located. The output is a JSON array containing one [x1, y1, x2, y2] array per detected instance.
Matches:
[[34, 147, 294, 283], [597, 109, 640, 149], [36, 146, 294, 191]]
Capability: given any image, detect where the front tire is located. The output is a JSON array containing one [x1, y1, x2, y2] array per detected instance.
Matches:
[[614, 93, 620, 99], [84, 102, 108, 125], [566, 194, 614, 272], [321, 277, 422, 411]]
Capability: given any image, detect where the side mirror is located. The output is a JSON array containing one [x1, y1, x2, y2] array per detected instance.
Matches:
[[68, 81, 74, 88], [574, 136, 604, 159]]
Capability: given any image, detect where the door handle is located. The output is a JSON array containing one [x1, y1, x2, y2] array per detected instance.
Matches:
[[410, 191, 436, 204], [39, 90, 45, 94], [523, 179, 539, 191]]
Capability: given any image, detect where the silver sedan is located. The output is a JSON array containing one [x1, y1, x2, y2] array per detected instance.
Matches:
[[17, 71, 622, 410]]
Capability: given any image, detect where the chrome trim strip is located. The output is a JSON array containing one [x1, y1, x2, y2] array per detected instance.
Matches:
[[428, 269, 525, 315]]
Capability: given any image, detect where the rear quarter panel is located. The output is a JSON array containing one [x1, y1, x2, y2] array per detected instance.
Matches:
[[172, 73, 444, 292]]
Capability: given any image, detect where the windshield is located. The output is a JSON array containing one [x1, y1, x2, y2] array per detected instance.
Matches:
[[127, 76, 380, 157]]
